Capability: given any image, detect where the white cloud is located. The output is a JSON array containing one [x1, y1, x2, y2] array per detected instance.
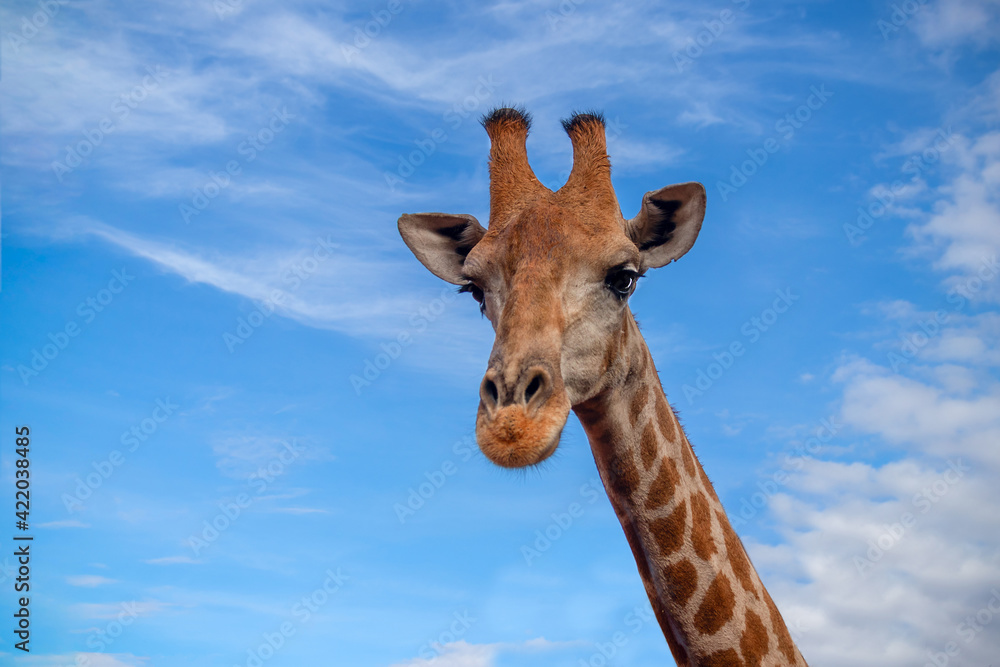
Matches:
[[209, 432, 331, 479], [677, 103, 725, 128], [754, 78, 1000, 661], [67, 575, 117, 587], [912, 0, 1000, 48], [71, 600, 170, 620], [37, 519, 90, 528], [752, 320, 1000, 664], [268, 507, 330, 514], [607, 137, 685, 172], [388, 640, 497, 667], [60, 216, 430, 338], [752, 258, 1000, 665], [143, 555, 200, 565], [20, 654, 148, 667], [0, 13, 232, 171], [753, 452, 1000, 666], [82, 656, 149, 667], [834, 356, 1000, 467], [387, 638, 575, 667], [904, 130, 1000, 294]]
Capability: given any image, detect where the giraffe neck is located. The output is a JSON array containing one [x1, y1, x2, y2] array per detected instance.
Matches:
[[573, 313, 807, 667]]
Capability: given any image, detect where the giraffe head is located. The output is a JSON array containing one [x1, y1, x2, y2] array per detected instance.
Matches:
[[399, 107, 706, 468]]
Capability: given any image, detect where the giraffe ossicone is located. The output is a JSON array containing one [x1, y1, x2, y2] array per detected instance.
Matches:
[[398, 107, 809, 667]]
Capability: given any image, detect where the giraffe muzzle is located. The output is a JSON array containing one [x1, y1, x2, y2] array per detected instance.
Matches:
[[475, 363, 571, 468]]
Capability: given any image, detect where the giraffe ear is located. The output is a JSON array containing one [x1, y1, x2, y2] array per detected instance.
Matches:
[[398, 213, 487, 285], [626, 182, 706, 269]]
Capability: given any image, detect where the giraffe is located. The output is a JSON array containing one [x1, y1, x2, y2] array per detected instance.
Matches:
[[397, 107, 809, 667]]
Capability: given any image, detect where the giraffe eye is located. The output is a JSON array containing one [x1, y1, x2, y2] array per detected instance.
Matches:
[[606, 269, 639, 299], [459, 282, 487, 314]]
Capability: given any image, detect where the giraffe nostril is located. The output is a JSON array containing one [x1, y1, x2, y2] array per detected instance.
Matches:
[[481, 367, 552, 414], [524, 374, 543, 403], [522, 369, 552, 410], [482, 377, 499, 407]]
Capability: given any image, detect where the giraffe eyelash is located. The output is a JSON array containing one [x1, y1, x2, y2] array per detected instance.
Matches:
[[458, 283, 487, 315]]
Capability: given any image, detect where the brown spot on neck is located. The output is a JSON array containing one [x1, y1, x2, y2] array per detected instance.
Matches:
[[718, 510, 756, 594], [645, 456, 680, 510], [661, 558, 699, 608], [654, 396, 697, 478], [630, 384, 650, 429], [740, 610, 769, 667], [680, 439, 697, 477], [694, 574, 735, 635], [702, 648, 744, 667], [655, 394, 678, 441], [608, 449, 640, 500], [651, 499, 688, 557], [640, 421, 658, 470], [690, 492, 718, 561]]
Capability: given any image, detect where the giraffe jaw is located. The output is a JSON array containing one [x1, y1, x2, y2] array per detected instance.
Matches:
[[475, 397, 571, 468]]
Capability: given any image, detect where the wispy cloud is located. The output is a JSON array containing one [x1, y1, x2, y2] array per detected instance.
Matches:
[[907, 131, 1000, 289], [67, 575, 118, 587], [55, 216, 431, 338], [143, 555, 200, 565], [20, 654, 148, 667], [759, 188, 1000, 665], [38, 519, 90, 529], [71, 600, 171, 620], [387, 638, 581, 667], [209, 432, 331, 479], [911, 0, 1000, 48]]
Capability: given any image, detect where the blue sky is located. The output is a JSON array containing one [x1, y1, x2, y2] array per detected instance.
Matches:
[[1, 0, 999, 665]]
